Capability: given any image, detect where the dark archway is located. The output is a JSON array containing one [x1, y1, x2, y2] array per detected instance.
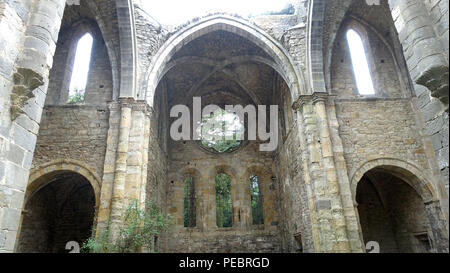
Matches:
[[356, 169, 433, 253], [17, 172, 95, 253]]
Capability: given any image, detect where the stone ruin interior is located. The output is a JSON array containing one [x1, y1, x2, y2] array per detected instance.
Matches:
[[0, 0, 448, 253]]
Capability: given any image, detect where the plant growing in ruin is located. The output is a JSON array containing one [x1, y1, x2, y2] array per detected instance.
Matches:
[[82, 199, 172, 253]]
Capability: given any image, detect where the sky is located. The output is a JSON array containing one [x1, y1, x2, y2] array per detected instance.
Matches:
[[69, 33, 93, 97], [141, 0, 295, 26], [346, 29, 375, 95]]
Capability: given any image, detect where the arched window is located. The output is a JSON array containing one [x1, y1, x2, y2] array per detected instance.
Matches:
[[346, 29, 375, 95], [183, 177, 196, 227], [68, 33, 93, 103], [215, 173, 232, 227], [250, 175, 264, 225]]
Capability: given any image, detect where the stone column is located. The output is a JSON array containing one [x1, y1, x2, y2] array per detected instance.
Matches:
[[109, 99, 132, 239], [389, 0, 449, 226], [313, 94, 351, 252], [293, 100, 321, 252], [389, 0, 448, 105], [0, 0, 66, 253], [96, 102, 121, 231], [293, 93, 362, 253], [424, 200, 449, 253], [98, 99, 152, 247]]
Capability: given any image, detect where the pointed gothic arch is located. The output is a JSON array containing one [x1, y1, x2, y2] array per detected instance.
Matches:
[[144, 14, 305, 106]]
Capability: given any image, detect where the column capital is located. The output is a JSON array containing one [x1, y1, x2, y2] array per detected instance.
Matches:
[[311, 92, 329, 104], [293, 92, 331, 110]]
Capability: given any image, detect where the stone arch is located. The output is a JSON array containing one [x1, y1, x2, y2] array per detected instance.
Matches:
[[50, 21, 100, 104], [17, 159, 100, 252], [214, 164, 237, 181], [116, 0, 138, 98], [84, 0, 121, 100], [26, 159, 101, 208], [350, 158, 436, 204], [144, 14, 305, 106], [351, 158, 450, 252], [328, 14, 413, 98], [307, 0, 329, 93]]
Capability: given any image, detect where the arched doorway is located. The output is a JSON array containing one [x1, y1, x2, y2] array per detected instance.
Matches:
[[355, 166, 444, 253], [16, 166, 99, 253]]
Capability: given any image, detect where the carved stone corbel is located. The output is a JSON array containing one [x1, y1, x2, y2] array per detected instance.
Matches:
[[416, 65, 449, 110], [10, 68, 44, 120]]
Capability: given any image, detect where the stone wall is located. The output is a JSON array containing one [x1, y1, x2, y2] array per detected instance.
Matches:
[[274, 74, 314, 253], [147, 108, 169, 252], [335, 99, 431, 179], [166, 141, 281, 253], [32, 106, 110, 180], [389, 0, 449, 198], [423, 0, 449, 56], [0, 0, 66, 253], [134, 5, 167, 98]]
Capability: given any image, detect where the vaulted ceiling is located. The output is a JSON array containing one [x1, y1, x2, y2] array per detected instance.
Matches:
[[161, 30, 283, 108]]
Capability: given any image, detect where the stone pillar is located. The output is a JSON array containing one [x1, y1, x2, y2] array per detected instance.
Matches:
[[139, 112, 151, 209], [96, 102, 121, 231], [293, 93, 362, 253], [326, 97, 365, 252], [313, 94, 351, 252], [125, 102, 148, 202], [101, 99, 151, 244], [198, 167, 217, 230], [389, 0, 449, 225], [389, 0, 449, 105], [424, 200, 449, 253], [0, 0, 66, 253], [293, 101, 321, 252], [109, 99, 132, 239]]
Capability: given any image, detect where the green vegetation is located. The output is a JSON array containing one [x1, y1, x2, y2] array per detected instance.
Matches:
[[82, 199, 172, 253], [67, 88, 85, 103], [250, 175, 264, 225], [215, 173, 233, 228]]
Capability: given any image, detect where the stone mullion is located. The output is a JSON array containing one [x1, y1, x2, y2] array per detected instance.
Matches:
[[109, 100, 132, 240], [199, 168, 216, 231], [242, 172, 252, 228], [313, 95, 351, 253], [233, 169, 250, 229]]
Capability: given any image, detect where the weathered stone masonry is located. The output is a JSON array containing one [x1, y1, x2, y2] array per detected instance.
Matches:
[[0, 0, 448, 253]]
